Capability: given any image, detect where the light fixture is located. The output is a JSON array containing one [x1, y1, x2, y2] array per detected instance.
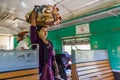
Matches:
[[21, 0, 27, 8], [41, 0, 55, 5], [86, 0, 101, 5], [79, 0, 101, 8]]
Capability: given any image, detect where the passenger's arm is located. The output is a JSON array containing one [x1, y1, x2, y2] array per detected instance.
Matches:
[[52, 50, 59, 75], [30, 10, 37, 43], [53, 60, 59, 75], [30, 27, 37, 43]]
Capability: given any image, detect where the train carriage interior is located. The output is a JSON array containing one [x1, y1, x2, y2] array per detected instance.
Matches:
[[0, 0, 120, 80]]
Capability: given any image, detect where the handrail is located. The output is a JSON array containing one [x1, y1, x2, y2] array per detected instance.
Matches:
[[29, 43, 39, 50]]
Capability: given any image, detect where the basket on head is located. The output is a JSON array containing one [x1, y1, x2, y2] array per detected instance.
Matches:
[[25, 5, 62, 27]]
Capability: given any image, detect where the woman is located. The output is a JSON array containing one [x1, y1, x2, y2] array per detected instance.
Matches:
[[30, 10, 59, 80], [16, 32, 29, 50]]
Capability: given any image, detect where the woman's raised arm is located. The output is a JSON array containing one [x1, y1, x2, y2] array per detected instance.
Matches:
[[30, 10, 37, 43]]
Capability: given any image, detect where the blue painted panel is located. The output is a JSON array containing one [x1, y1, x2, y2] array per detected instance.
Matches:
[[72, 50, 108, 63], [0, 50, 39, 72]]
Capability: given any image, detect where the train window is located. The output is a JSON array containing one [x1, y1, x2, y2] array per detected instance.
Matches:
[[63, 37, 90, 55], [64, 44, 90, 55], [64, 45, 71, 55], [0, 34, 14, 50], [72, 44, 90, 50]]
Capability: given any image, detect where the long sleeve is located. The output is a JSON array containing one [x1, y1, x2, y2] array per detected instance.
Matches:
[[30, 26, 37, 44], [30, 26, 42, 73]]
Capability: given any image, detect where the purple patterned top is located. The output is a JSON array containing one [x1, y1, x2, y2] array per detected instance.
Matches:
[[30, 26, 55, 73]]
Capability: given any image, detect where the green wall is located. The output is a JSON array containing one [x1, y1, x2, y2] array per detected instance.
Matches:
[[48, 15, 120, 70], [90, 15, 120, 70], [48, 25, 76, 54]]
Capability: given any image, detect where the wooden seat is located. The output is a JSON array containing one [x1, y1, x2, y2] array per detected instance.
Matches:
[[71, 60, 114, 80], [0, 68, 39, 80]]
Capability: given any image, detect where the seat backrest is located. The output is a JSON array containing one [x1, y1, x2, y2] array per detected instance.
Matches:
[[71, 60, 114, 80], [71, 50, 115, 80], [0, 68, 39, 80]]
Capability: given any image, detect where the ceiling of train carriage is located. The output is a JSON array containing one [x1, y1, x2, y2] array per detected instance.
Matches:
[[0, 0, 120, 34]]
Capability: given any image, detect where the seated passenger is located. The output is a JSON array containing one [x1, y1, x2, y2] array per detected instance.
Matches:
[[55, 53, 70, 80], [16, 31, 29, 50]]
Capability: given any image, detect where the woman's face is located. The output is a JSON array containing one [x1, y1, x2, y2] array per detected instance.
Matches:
[[37, 27, 48, 39]]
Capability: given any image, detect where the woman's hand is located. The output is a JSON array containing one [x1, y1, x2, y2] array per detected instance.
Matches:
[[55, 67, 59, 75], [31, 10, 37, 26]]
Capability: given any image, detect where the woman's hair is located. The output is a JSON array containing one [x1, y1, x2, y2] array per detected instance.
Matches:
[[36, 25, 48, 31], [17, 31, 28, 39], [17, 34, 24, 40]]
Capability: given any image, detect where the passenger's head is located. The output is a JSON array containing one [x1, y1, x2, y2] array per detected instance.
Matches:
[[17, 31, 28, 41], [17, 34, 24, 41], [36, 25, 48, 39]]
